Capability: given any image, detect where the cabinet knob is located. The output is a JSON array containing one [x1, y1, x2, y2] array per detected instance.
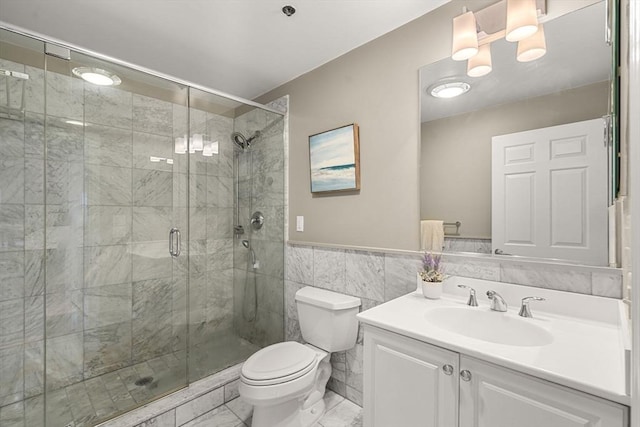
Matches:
[[442, 364, 454, 375], [460, 370, 472, 382]]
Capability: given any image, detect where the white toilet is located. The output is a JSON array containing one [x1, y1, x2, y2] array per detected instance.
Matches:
[[238, 286, 361, 427]]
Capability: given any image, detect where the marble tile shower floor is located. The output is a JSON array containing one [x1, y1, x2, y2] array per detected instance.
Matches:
[[0, 332, 260, 427]]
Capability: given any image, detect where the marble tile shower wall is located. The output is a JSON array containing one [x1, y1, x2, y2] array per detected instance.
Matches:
[[0, 60, 238, 413], [183, 107, 236, 350], [0, 58, 46, 410], [232, 106, 285, 349], [284, 243, 624, 406]]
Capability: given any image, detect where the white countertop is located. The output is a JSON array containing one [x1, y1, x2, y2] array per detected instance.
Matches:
[[357, 276, 630, 406]]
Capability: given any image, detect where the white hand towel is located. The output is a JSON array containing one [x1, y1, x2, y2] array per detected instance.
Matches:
[[421, 220, 445, 251]]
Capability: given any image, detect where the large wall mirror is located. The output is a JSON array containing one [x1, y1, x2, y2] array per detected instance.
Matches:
[[419, 1, 617, 267]]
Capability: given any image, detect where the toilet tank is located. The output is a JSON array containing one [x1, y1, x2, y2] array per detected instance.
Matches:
[[295, 287, 361, 352]]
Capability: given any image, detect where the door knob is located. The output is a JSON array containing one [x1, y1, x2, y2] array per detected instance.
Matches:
[[460, 370, 472, 382], [442, 364, 454, 376]]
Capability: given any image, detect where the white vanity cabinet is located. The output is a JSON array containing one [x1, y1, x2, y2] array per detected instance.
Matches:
[[458, 356, 627, 427], [363, 326, 459, 427], [363, 325, 628, 427]]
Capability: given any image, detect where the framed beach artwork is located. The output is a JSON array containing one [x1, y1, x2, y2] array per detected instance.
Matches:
[[309, 123, 360, 194]]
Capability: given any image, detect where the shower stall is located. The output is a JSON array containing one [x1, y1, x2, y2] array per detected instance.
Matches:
[[0, 27, 285, 427]]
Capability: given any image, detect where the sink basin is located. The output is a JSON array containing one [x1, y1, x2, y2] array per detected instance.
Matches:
[[424, 306, 553, 347]]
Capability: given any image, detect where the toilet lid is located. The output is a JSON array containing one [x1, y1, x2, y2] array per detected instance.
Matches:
[[242, 342, 317, 383]]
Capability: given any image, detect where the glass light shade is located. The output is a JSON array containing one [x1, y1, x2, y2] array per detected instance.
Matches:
[[192, 134, 204, 151], [430, 81, 471, 98], [517, 24, 547, 62], [467, 43, 492, 77], [451, 11, 479, 61], [72, 67, 121, 86], [505, 0, 539, 42], [174, 137, 187, 154]]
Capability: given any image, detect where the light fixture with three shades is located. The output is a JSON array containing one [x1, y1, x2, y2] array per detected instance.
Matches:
[[452, 0, 547, 78]]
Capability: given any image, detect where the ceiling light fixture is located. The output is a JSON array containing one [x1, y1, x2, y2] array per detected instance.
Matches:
[[429, 81, 471, 99], [505, 0, 539, 42], [451, 8, 478, 61], [72, 67, 122, 86], [450, 0, 546, 77], [467, 44, 492, 77], [517, 24, 547, 62]]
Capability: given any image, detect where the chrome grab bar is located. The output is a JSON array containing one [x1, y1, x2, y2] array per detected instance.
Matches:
[[169, 228, 181, 258]]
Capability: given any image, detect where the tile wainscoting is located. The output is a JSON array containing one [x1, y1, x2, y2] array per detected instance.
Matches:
[[284, 241, 624, 406]]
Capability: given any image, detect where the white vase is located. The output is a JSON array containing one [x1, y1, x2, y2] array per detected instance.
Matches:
[[417, 272, 443, 299]]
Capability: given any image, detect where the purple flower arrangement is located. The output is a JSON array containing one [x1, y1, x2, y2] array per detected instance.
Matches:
[[419, 252, 445, 283]]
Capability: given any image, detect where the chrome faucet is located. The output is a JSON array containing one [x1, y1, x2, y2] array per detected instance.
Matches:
[[486, 290, 508, 312], [519, 296, 546, 318], [457, 284, 478, 306]]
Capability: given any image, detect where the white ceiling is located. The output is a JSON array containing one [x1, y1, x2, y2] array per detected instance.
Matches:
[[0, 0, 449, 100], [420, 2, 610, 122]]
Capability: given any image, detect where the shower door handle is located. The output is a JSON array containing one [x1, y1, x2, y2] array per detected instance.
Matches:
[[169, 228, 181, 258]]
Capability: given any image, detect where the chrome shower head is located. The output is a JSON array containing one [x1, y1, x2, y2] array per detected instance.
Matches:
[[231, 131, 261, 150], [242, 240, 250, 249]]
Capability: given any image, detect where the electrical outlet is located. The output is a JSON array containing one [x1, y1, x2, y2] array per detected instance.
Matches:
[[296, 216, 304, 232]]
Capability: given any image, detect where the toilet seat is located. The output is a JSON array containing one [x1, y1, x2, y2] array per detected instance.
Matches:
[[241, 342, 319, 386]]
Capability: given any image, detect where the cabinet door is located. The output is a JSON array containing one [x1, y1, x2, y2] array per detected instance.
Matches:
[[363, 326, 458, 427], [459, 356, 628, 427]]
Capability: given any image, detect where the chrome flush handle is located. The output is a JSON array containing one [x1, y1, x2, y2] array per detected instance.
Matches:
[[457, 284, 478, 307], [519, 296, 546, 318]]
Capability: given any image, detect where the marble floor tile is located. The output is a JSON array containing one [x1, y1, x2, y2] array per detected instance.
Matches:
[[182, 404, 243, 427], [318, 399, 363, 427]]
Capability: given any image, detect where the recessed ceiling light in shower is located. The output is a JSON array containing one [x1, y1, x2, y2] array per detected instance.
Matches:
[[72, 67, 122, 86]]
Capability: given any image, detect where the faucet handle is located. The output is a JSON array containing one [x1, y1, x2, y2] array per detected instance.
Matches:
[[519, 296, 546, 318], [457, 284, 478, 306]]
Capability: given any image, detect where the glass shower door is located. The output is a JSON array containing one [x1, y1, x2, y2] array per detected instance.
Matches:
[[43, 49, 189, 426], [0, 28, 46, 427], [186, 87, 285, 384]]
